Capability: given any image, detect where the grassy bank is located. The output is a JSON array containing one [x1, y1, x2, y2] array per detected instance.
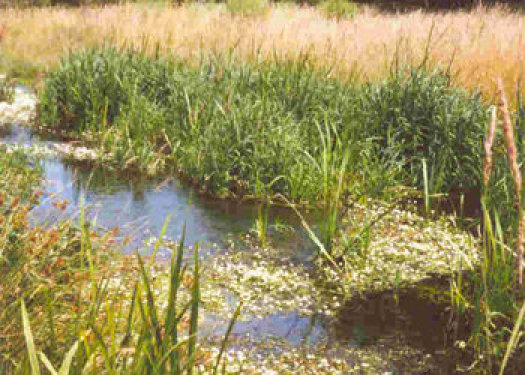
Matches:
[[37, 48, 490, 206], [0, 3, 524, 100]]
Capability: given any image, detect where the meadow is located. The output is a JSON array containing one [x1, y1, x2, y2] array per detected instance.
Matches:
[[0, 3, 523, 99], [1, 2, 525, 374]]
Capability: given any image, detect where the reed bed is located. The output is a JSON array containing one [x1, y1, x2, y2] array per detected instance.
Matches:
[[36, 48, 490, 206], [0, 3, 524, 99]]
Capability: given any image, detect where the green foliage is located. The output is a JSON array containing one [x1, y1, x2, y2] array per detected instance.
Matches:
[[320, 0, 360, 20], [449, 98, 525, 373], [14, 227, 238, 374], [38, 48, 489, 206], [358, 70, 489, 195], [450, 206, 525, 373], [226, 0, 269, 16]]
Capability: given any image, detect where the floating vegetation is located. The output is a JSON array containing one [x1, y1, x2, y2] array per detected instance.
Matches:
[[198, 336, 441, 374], [0, 86, 35, 125], [326, 201, 478, 297], [207, 235, 341, 318]]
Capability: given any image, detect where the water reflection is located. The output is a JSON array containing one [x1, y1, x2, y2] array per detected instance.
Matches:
[[1, 123, 304, 256]]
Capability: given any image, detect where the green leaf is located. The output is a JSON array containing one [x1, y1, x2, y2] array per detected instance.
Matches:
[[58, 341, 79, 375], [21, 300, 41, 375], [38, 352, 57, 375]]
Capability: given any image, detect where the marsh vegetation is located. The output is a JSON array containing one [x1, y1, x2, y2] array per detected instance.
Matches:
[[1, 1, 525, 374]]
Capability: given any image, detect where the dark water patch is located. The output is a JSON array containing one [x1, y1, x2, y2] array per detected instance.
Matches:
[[331, 277, 472, 372]]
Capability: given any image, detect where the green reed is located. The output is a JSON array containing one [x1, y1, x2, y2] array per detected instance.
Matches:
[[38, 47, 490, 206], [17, 225, 238, 374], [450, 85, 525, 373]]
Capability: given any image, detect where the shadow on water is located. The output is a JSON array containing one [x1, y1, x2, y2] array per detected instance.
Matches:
[[332, 277, 472, 372]]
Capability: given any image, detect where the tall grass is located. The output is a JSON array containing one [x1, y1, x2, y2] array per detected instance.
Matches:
[[16, 235, 239, 374], [38, 48, 490, 205], [8, 217, 239, 374], [450, 82, 525, 374], [1, 4, 524, 100]]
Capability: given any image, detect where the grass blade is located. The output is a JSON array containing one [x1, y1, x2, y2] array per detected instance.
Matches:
[[213, 303, 242, 375], [187, 243, 200, 374], [37, 352, 57, 375], [166, 225, 186, 374], [58, 341, 79, 375], [21, 300, 41, 375], [499, 299, 525, 375]]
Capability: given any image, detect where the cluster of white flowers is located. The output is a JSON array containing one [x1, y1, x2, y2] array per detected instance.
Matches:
[[328, 202, 479, 296], [0, 86, 37, 124], [208, 239, 343, 319]]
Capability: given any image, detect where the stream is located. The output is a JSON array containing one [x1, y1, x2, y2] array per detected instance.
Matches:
[[0, 98, 469, 372], [0, 122, 329, 345]]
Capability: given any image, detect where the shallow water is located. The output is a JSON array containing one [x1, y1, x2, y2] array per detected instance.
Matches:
[[1, 123, 307, 255], [0, 121, 468, 371], [1, 122, 330, 344]]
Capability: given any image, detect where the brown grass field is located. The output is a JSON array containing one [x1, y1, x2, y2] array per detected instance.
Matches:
[[0, 3, 524, 100]]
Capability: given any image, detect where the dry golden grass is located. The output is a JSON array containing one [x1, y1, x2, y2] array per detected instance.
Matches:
[[0, 3, 524, 99]]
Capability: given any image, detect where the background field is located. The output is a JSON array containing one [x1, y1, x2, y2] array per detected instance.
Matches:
[[0, 3, 524, 101]]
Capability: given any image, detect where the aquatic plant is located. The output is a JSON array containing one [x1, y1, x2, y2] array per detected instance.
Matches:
[[310, 120, 349, 254]]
